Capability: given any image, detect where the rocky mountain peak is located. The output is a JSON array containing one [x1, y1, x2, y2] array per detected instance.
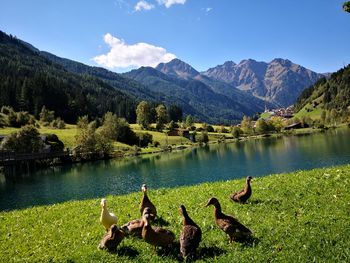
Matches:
[[156, 58, 199, 80]]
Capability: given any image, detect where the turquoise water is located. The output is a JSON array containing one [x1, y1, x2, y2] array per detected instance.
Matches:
[[1, 128, 350, 211]]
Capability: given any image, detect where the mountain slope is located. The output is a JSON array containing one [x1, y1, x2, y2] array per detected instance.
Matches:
[[124, 65, 265, 123], [203, 58, 324, 107], [294, 64, 350, 114], [43, 54, 267, 123], [0, 31, 136, 123], [40, 51, 160, 102]]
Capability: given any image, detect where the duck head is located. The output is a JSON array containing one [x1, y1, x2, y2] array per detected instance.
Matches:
[[246, 176, 253, 183], [205, 197, 219, 207], [141, 184, 148, 193], [178, 204, 187, 216]]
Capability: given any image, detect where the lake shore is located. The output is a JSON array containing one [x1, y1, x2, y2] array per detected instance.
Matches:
[[1, 164, 349, 262]]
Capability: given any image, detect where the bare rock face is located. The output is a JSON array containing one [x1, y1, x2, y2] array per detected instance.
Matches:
[[203, 58, 324, 107]]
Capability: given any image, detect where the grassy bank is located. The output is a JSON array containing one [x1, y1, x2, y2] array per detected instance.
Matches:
[[1, 165, 350, 262]]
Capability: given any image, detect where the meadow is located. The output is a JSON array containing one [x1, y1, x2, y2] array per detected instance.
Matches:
[[1, 165, 349, 262]]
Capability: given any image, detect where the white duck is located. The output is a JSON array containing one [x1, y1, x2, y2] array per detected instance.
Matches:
[[100, 198, 118, 231]]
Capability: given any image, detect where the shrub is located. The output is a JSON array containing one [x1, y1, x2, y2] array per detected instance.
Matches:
[[136, 133, 153, 147], [0, 125, 44, 153]]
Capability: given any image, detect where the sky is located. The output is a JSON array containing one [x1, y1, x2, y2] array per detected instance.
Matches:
[[0, 0, 349, 73]]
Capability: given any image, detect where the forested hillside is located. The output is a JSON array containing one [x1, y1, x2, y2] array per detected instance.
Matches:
[[294, 65, 350, 114], [0, 31, 137, 123]]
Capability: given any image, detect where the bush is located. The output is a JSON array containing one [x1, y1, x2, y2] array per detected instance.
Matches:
[[206, 125, 214, 132], [136, 133, 153, 147], [197, 131, 209, 145], [42, 134, 65, 152], [232, 126, 242, 138], [50, 118, 66, 129], [0, 125, 44, 153]]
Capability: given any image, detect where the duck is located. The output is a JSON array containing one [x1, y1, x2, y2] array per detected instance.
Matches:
[[230, 176, 253, 203], [98, 224, 125, 251], [120, 218, 144, 238], [205, 197, 252, 243], [140, 184, 157, 220], [100, 198, 118, 231], [179, 204, 202, 260], [141, 207, 175, 250]]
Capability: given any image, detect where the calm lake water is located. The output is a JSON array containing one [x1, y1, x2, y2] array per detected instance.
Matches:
[[1, 128, 350, 211]]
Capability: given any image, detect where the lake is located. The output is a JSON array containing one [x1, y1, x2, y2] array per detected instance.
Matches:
[[1, 128, 350, 211]]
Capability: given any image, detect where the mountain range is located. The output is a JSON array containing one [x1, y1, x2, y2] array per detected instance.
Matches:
[[0, 30, 326, 123], [203, 58, 324, 107]]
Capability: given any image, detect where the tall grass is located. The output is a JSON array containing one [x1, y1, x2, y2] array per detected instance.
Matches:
[[1, 165, 350, 262]]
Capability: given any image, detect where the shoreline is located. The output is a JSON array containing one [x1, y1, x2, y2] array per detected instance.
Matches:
[[1, 125, 343, 175]]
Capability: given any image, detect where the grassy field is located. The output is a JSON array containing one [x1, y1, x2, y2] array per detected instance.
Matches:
[[1, 165, 350, 262], [293, 106, 323, 119]]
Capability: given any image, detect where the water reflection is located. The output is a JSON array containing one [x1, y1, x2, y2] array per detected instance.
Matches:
[[1, 129, 350, 211]]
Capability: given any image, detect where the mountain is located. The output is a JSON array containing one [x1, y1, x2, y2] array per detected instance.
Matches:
[[294, 64, 350, 114], [124, 63, 267, 123], [202, 58, 324, 107], [156, 58, 199, 80], [43, 54, 267, 123], [0, 31, 136, 123]]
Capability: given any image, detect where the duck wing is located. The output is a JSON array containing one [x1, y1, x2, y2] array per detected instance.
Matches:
[[230, 189, 245, 202], [121, 219, 143, 238]]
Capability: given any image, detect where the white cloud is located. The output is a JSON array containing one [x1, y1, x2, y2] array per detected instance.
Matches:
[[157, 0, 186, 8], [205, 7, 213, 12], [93, 33, 176, 69], [135, 0, 154, 11]]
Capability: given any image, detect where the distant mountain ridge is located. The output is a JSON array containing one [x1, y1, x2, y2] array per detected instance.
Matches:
[[123, 66, 266, 123], [202, 58, 324, 107], [42, 52, 269, 123]]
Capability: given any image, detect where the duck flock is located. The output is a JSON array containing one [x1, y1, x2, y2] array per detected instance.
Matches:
[[98, 177, 253, 261]]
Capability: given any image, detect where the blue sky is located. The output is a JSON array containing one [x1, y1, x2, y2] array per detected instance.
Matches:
[[0, 0, 349, 73]]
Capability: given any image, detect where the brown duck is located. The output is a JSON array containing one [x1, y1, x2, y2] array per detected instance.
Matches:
[[142, 207, 175, 249], [205, 197, 252, 243], [140, 184, 157, 220], [230, 176, 253, 203], [98, 224, 125, 251], [179, 205, 202, 260], [121, 218, 145, 238]]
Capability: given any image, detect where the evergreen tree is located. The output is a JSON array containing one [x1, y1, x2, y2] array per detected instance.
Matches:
[[344, 1, 350, 12], [168, 104, 183, 122]]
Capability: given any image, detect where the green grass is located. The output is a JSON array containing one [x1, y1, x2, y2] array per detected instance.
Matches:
[[1, 165, 350, 262], [260, 112, 272, 119], [294, 106, 323, 119]]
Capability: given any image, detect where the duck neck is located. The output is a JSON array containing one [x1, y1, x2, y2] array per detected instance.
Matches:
[[245, 180, 251, 192], [143, 191, 149, 201], [182, 210, 196, 226], [213, 203, 222, 217]]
